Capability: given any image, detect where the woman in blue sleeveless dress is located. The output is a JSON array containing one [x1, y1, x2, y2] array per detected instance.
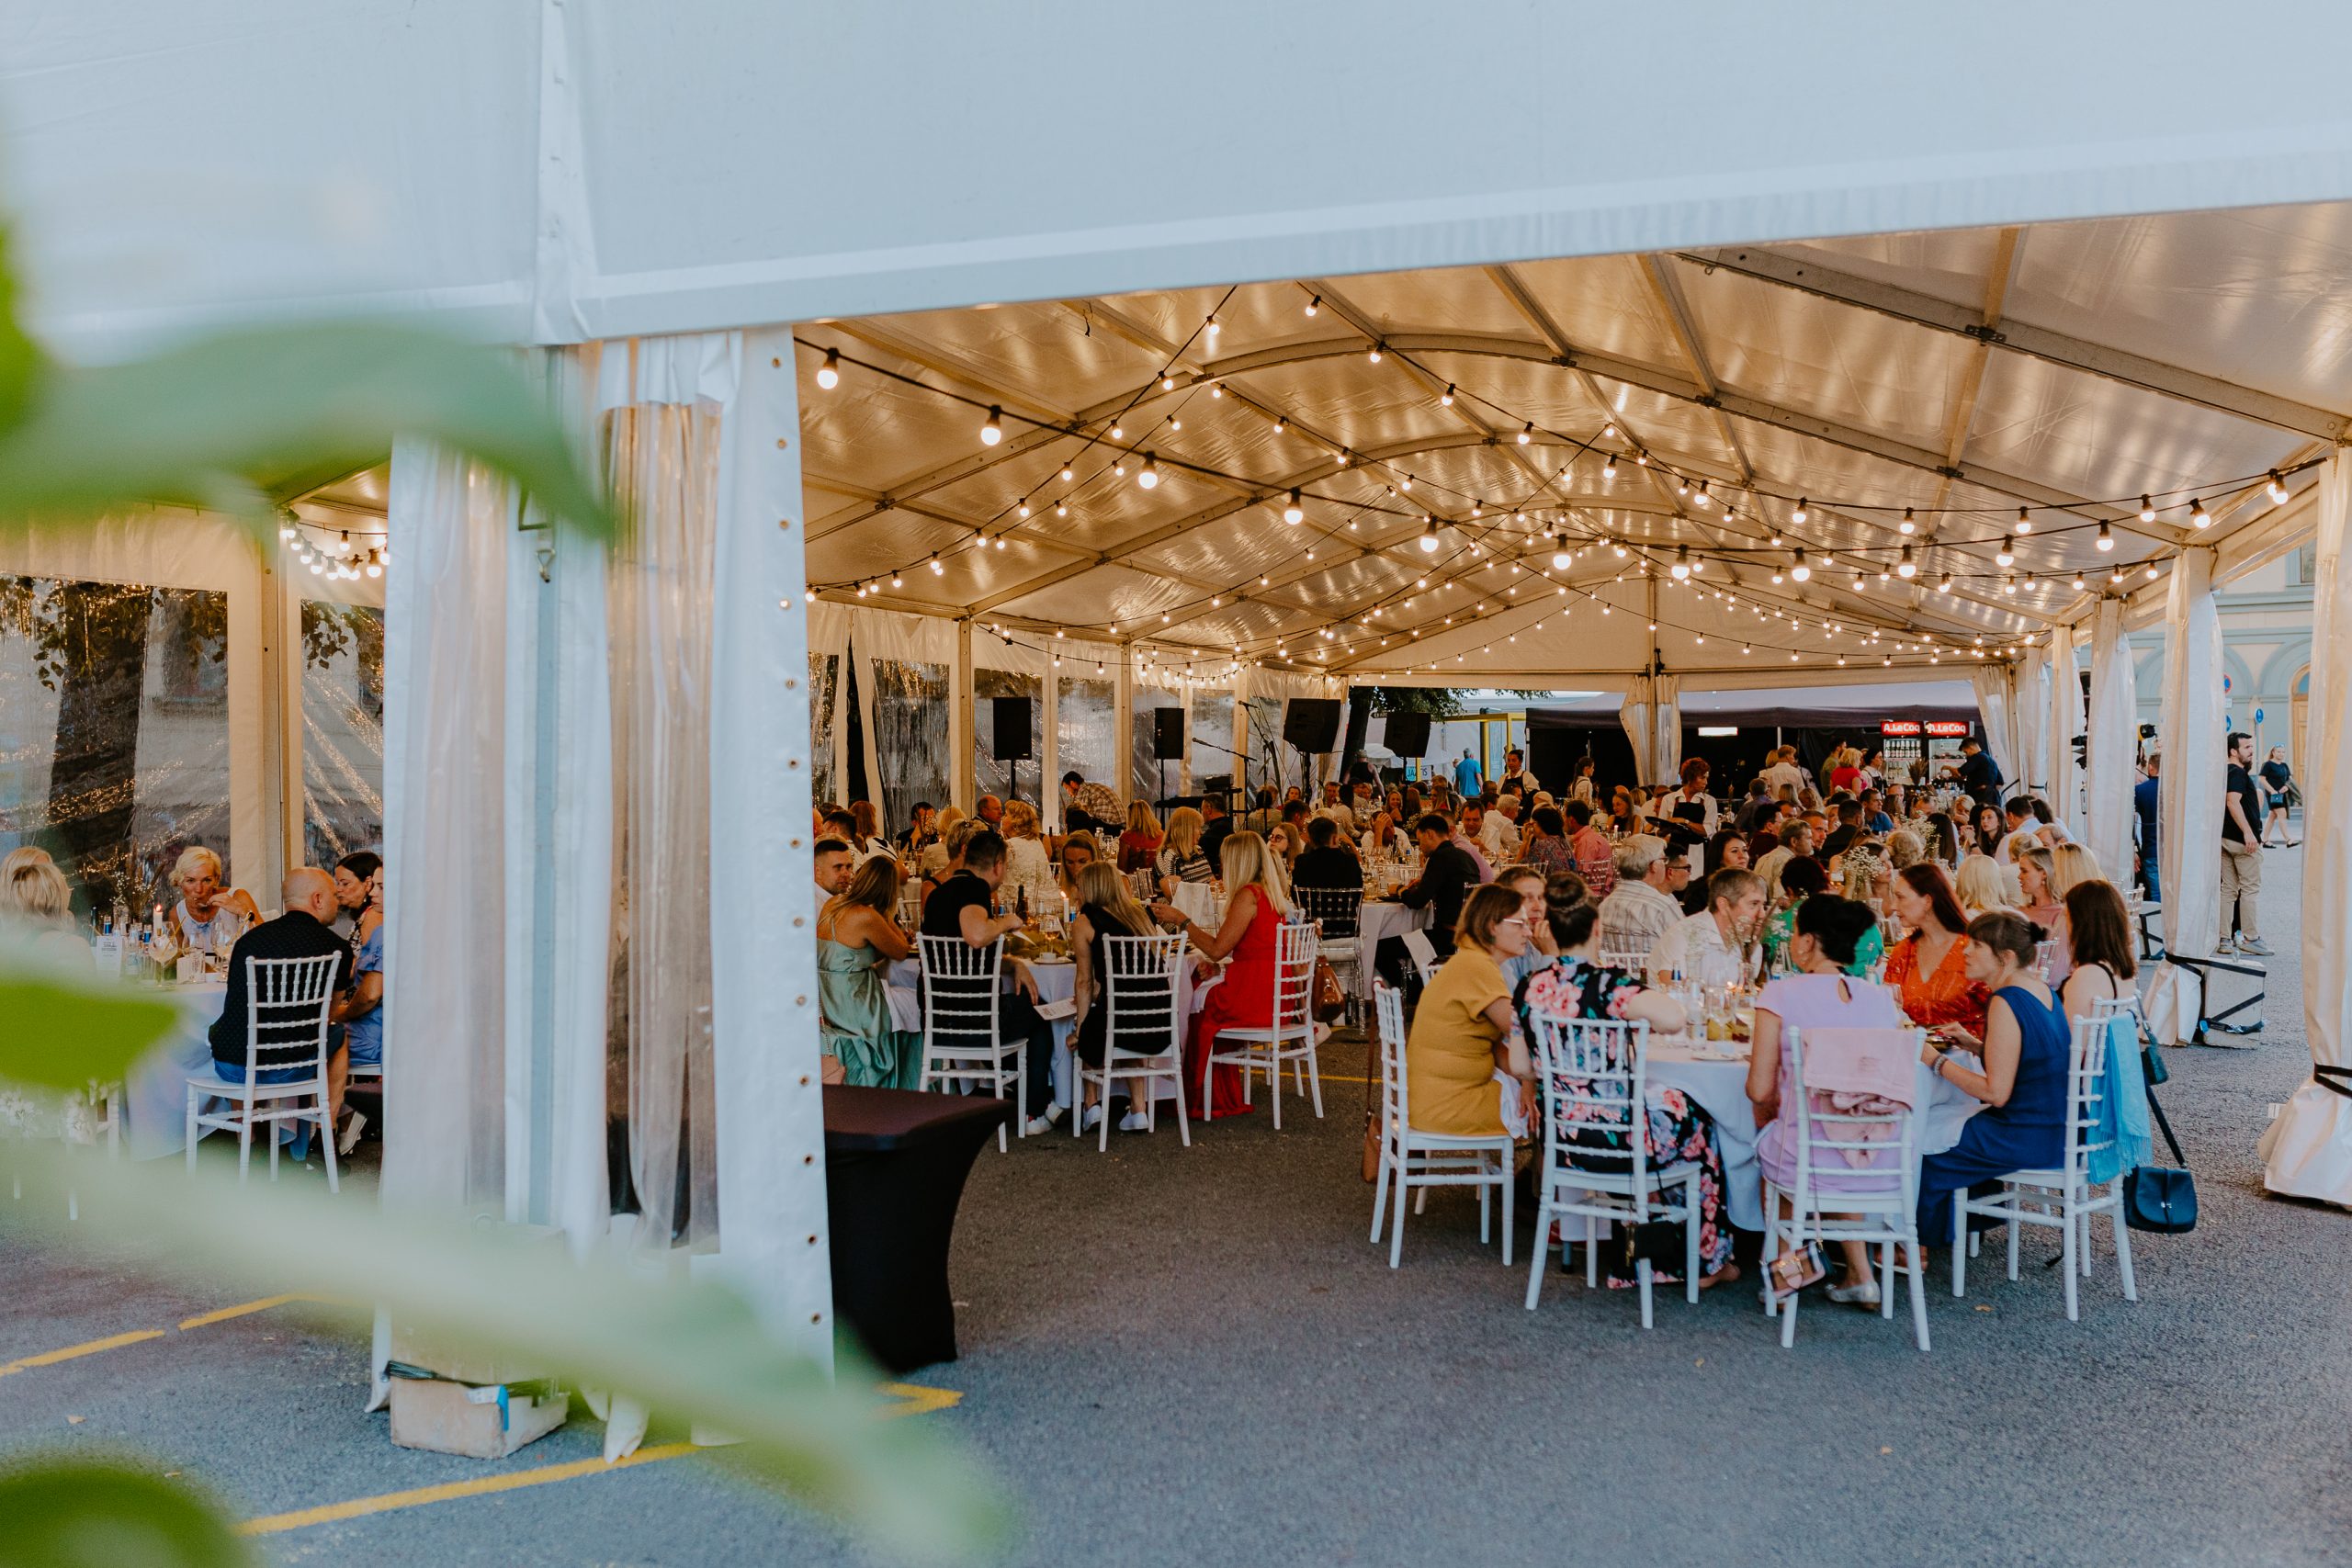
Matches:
[[1913, 910, 2071, 1247]]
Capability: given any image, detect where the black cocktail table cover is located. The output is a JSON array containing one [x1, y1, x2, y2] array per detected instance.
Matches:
[[823, 1085, 1011, 1373]]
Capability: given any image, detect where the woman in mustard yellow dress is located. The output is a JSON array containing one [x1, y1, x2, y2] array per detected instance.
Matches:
[[1405, 885, 1537, 1137]]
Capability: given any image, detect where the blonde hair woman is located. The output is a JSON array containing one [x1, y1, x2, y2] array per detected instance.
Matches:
[[1952, 855, 2012, 920], [2014, 844, 2061, 931], [2, 847, 88, 966], [167, 846, 259, 953], [1068, 861, 1160, 1133], [1162, 830, 1295, 1121], [1001, 799, 1055, 892], [2040, 842, 2107, 987], [919, 805, 966, 880], [1155, 806, 1215, 893], [1118, 799, 1163, 874]]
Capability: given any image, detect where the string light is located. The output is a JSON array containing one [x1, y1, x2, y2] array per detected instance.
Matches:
[[1441, 383, 1455, 406], [2138, 495, 2155, 523], [1897, 545, 1917, 578], [2190, 498, 2211, 528], [1283, 489, 1305, 525], [2016, 505, 2032, 535], [929, 552, 944, 575], [1671, 546, 1692, 581], [1601, 453, 1617, 479], [1518, 422, 1533, 445], [1551, 536, 1573, 570], [2267, 470, 2290, 504], [815, 348, 841, 389], [1419, 517, 1440, 553], [980, 406, 1002, 446], [1996, 536, 2017, 567], [1137, 453, 1160, 489], [1367, 343, 1384, 364], [1792, 497, 1808, 525], [1305, 294, 1320, 317], [1791, 548, 1811, 582], [1899, 507, 1916, 536], [2096, 520, 2114, 551]]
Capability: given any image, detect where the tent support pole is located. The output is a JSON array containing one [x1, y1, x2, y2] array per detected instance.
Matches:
[[951, 617, 975, 813]]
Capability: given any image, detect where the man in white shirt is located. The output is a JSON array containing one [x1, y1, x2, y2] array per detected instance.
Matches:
[[1649, 867, 1769, 986], [1480, 795, 1522, 863], [1350, 782, 1381, 828], [1596, 837, 1684, 957], [1753, 819, 1816, 901], [1994, 799, 2041, 864], [1760, 746, 1808, 801]]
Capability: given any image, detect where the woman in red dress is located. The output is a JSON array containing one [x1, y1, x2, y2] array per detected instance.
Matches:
[[1882, 863, 1989, 1040], [1154, 829, 1296, 1120]]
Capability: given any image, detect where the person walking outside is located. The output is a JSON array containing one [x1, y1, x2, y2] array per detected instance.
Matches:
[[1453, 746, 1483, 798], [2258, 746, 2300, 848], [2220, 731, 2269, 956], [2132, 750, 2161, 904]]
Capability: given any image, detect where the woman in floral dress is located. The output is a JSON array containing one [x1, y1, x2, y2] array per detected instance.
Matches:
[[1513, 896, 1739, 1290]]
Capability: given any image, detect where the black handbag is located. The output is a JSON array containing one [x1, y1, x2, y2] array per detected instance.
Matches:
[[2124, 1083, 2197, 1234], [1617, 1217, 1685, 1272]]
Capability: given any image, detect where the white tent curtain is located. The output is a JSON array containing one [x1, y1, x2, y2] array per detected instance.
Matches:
[[850, 606, 956, 827], [1619, 683, 1653, 789], [2156, 547, 2223, 965], [2048, 632, 2086, 834], [804, 601, 852, 811], [1969, 666, 2021, 795], [2260, 449, 2352, 1207], [1652, 673, 1682, 784], [2016, 646, 2052, 797], [2085, 602, 2138, 895]]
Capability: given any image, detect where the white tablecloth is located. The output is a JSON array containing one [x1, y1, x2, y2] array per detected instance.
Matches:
[[1352, 901, 1431, 1003], [1168, 881, 1224, 928], [121, 983, 230, 1161], [1638, 1038, 1982, 1230]]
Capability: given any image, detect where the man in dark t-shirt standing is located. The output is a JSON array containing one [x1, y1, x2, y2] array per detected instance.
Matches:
[[2220, 731, 2268, 955], [2132, 752, 2161, 903]]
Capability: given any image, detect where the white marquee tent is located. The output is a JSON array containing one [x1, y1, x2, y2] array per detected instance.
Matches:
[[5, 5, 2350, 1405]]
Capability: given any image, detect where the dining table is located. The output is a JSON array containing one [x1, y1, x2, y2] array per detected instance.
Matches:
[[118, 980, 232, 1160], [1351, 898, 1431, 1006]]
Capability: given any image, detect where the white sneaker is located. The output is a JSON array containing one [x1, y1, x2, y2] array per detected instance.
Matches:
[[336, 1108, 368, 1156], [1117, 1109, 1150, 1133], [1080, 1102, 1105, 1133]]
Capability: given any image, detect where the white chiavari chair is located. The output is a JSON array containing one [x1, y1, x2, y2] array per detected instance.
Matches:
[[1204, 919, 1325, 1130], [1076, 932, 1191, 1150], [185, 952, 344, 1190], [1368, 982, 1513, 1268], [917, 934, 1024, 1153]]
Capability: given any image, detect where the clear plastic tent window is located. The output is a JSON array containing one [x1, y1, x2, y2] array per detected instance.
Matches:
[[300, 601, 384, 869]]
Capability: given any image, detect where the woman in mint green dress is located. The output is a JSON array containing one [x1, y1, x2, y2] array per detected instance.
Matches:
[[1761, 856, 1883, 977], [817, 856, 922, 1089]]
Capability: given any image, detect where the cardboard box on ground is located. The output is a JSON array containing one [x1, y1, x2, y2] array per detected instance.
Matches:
[[387, 1224, 571, 1460]]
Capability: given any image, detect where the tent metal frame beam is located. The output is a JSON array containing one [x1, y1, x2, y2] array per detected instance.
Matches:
[[1681, 244, 2351, 442]]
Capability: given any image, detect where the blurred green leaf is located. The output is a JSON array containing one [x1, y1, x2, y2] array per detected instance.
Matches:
[[0, 950, 179, 1091], [0, 228, 41, 437], [0, 1461, 252, 1568], [0, 322, 612, 540], [6, 1145, 1012, 1562]]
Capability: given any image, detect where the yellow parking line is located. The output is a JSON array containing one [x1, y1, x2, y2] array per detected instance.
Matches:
[[0, 1329, 167, 1377], [241, 1382, 962, 1536], [178, 1293, 331, 1332], [241, 1442, 698, 1536]]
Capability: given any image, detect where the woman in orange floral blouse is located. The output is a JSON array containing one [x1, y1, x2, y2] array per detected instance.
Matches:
[[1882, 863, 1988, 1040]]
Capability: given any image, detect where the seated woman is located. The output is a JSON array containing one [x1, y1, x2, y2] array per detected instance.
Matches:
[[1883, 863, 1989, 1040], [1748, 894, 1908, 1307], [817, 855, 920, 1089], [1514, 891, 1736, 1288], [328, 861, 386, 1154], [2055, 879, 2136, 1028], [1155, 806, 1216, 893], [920, 818, 982, 911], [1001, 799, 1057, 898], [1067, 861, 1161, 1134], [2041, 842, 2106, 985], [1117, 801, 1163, 874], [917, 807, 966, 883], [1406, 884, 1537, 1141], [1952, 855, 2012, 921], [331, 851, 381, 940], [849, 799, 896, 863], [1263, 821, 1302, 881], [1762, 855, 1883, 977], [1159, 830, 1295, 1121], [1, 847, 90, 966], [1057, 830, 1102, 902], [1914, 911, 2070, 1248], [2014, 844, 2063, 933], [166, 846, 261, 954]]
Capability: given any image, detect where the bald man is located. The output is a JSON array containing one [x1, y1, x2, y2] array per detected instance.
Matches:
[[209, 866, 359, 1158]]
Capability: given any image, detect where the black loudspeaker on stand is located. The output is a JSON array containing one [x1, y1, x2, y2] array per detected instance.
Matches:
[[1382, 710, 1431, 759], [991, 695, 1033, 803]]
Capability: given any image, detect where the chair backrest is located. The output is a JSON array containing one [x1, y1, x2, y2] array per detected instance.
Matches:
[[243, 952, 344, 1075], [2034, 939, 2059, 979], [1101, 931, 1187, 1057], [2064, 1012, 2113, 1181], [1374, 980, 1409, 1134], [918, 934, 1003, 1043], [896, 886, 924, 929], [1269, 919, 1319, 1034], [1295, 882, 1363, 938], [1524, 1008, 1650, 1188], [1596, 932, 1654, 971], [1784, 1023, 1924, 1211]]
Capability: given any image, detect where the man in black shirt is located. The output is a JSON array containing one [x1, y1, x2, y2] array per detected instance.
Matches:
[[2133, 751, 2161, 902], [1198, 795, 1235, 868], [1291, 815, 1362, 890], [2220, 731, 2268, 955], [1949, 738, 2001, 803], [917, 829, 1062, 1130], [209, 868, 358, 1147], [1378, 813, 1477, 991], [1821, 800, 1865, 858]]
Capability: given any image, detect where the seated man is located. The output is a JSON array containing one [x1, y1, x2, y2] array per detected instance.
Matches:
[[813, 838, 855, 904], [1199, 795, 1236, 865], [1376, 813, 1478, 991], [918, 829, 1059, 1134], [1648, 867, 1768, 987], [1291, 814, 1363, 890], [1595, 837, 1684, 957], [209, 867, 357, 1155]]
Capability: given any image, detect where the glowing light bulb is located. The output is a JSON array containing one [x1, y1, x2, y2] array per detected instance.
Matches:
[[929, 553, 944, 575], [2138, 495, 2155, 523], [1996, 536, 2016, 567], [1283, 489, 1304, 525], [1419, 518, 1440, 553], [1305, 294, 1320, 317], [1671, 547, 1691, 581], [1137, 454, 1159, 489], [815, 348, 840, 389], [2016, 506, 2032, 535], [1898, 545, 1917, 579], [2096, 521, 2114, 551], [1367, 344, 1384, 364], [1440, 384, 1454, 406], [980, 406, 1002, 446], [2190, 498, 2211, 528], [1791, 549, 1811, 582], [2267, 470, 2290, 504], [1900, 507, 1916, 536], [1601, 453, 1618, 479], [1551, 536, 1572, 570], [1792, 497, 1809, 525]]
